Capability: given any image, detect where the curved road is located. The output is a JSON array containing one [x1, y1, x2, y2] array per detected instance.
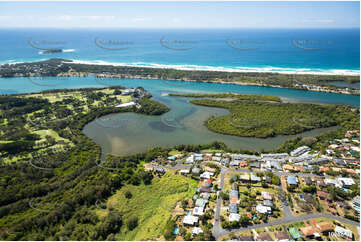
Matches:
[[212, 166, 359, 239]]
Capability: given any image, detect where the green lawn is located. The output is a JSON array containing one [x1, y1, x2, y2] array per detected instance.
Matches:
[[98, 173, 197, 241]]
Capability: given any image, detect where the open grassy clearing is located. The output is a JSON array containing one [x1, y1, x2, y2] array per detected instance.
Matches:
[[96, 173, 197, 241]]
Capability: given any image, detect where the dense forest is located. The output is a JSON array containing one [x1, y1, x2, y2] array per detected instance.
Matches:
[[0, 87, 171, 240], [172, 93, 360, 138]]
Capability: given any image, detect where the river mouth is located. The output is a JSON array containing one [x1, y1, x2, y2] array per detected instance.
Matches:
[[83, 95, 340, 156]]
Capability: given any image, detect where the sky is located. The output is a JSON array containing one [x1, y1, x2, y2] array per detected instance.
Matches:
[[0, 1, 359, 29]]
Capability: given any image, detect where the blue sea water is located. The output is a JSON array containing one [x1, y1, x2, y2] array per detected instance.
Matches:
[[0, 28, 359, 75]]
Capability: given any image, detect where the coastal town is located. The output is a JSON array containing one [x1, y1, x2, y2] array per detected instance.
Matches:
[[146, 129, 360, 241], [0, 1, 360, 241]]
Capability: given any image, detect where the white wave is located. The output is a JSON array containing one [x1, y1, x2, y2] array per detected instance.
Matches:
[[66, 59, 360, 76], [62, 49, 75, 53]]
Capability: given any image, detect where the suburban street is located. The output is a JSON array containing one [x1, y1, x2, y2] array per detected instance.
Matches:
[[212, 166, 359, 239], [152, 160, 359, 240]]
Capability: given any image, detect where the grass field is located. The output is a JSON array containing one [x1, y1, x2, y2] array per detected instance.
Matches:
[[97, 173, 197, 241]]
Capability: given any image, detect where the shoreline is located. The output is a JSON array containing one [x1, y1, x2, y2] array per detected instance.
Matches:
[[60, 61, 360, 96], [67, 59, 360, 77], [1, 58, 359, 96], [3, 58, 359, 77]]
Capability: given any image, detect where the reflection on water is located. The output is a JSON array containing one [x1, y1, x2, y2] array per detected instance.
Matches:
[[83, 96, 339, 156]]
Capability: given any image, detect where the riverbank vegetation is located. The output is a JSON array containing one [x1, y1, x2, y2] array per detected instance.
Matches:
[[172, 93, 359, 138], [169, 93, 281, 102]]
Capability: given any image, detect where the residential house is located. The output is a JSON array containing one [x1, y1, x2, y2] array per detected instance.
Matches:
[[239, 161, 248, 167], [290, 155, 313, 164], [264, 176, 272, 184], [288, 227, 302, 240], [319, 167, 330, 173], [261, 153, 289, 160], [303, 177, 312, 186], [229, 213, 241, 222], [249, 161, 261, 169], [290, 146, 311, 156], [193, 207, 204, 216], [195, 198, 207, 209], [212, 156, 221, 162], [230, 197, 238, 205], [230, 189, 239, 199], [256, 204, 271, 214], [185, 155, 194, 164], [294, 166, 305, 172], [250, 174, 261, 183], [230, 160, 240, 167], [275, 231, 290, 241], [240, 173, 250, 182], [256, 233, 273, 241], [351, 196, 360, 217], [232, 154, 261, 161], [199, 186, 211, 193], [317, 222, 334, 234], [283, 164, 294, 171], [334, 158, 347, 166], [168, 155, 177, 161], [238, 236, 254, 241], [317, 179, 326, 188], [324, 178, 337, 186], [204, 167, 216, 173], [263, 200, 274, 207], [337, 177, 355, 188], [155, 167, 166, 174], [180, 169, 190, 175], [261, 191, 273, 200], [301, 193, 314, 203], [300, 226, 320, 238], [221, 158, 230, 166], [194, 156, 203, 162], [317, 190, 331, 202], [192, 167, 200, 174], [270, 160, 283, 171], [183, 215, 199, 226], [308, 158, 329, 165], [192, 227, 203, 235], [204, 179, 212, 187], [200, 171, 213, 179], [287, 176, 298, 186], [335, 226, 353, 240], [229, 204, 238, 214], [200, 192, 210, 200]]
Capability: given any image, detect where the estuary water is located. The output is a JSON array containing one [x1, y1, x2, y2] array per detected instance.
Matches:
[[0, 76, 358, 155]]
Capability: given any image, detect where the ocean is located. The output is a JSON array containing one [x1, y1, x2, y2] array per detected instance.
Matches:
[[0, 28, 359, 75]]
